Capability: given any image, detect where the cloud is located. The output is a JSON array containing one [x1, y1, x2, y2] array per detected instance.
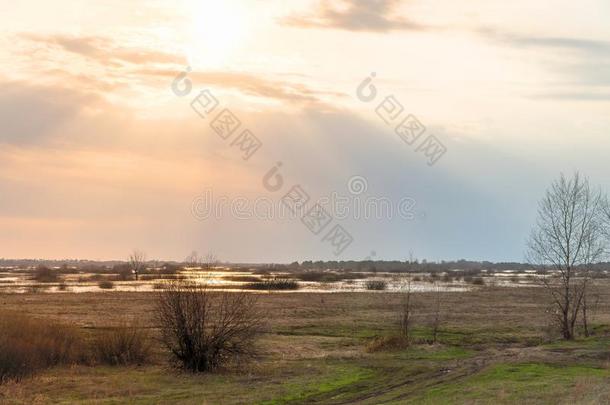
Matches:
[[478, 28, 610, 97], [529, 91, 610, 101], [479, 28, 610, 56], [0, 81, 102, 144], [281, 0, 424, 32], [139, 68, 346, 105], [19, 33, 184, 66]]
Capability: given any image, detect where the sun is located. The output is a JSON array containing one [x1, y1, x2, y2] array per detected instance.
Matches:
[[186, 0, 249, 68]]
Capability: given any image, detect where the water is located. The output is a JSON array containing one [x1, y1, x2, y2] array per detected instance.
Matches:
[[0, 268, 540, 294]]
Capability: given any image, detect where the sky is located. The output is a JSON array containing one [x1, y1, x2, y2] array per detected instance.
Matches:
[[1, 0, 609, 263]]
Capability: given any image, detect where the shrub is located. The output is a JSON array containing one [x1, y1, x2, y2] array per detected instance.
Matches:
[[31, 266, 60, 283], [366, 335, 409, 352], [0, 311, 85, 382], [155, 282, 264, 372], [92, 323, 152, 366], [113, 264, 133, 281], [295, 271, 338, 282], [222, 275, 261, 283], [472, 277, 485, 285], [159, 263, 182, 275], [365, 280, 387, 290], [98, 280, 115, 290], [26, 285, 49, 294], [243, 278, 299, 290], [78, 274, 105, 283]]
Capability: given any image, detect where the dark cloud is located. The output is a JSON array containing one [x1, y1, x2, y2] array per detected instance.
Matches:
[[479, 28, 610, 97], [0, 81, 102, 144], [281, 0, 424, 32]]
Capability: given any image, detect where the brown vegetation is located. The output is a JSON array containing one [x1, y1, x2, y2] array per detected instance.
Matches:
[[0, 311, 85, 382], [155, 282, 265, 372], [92, 323, 152, 366]]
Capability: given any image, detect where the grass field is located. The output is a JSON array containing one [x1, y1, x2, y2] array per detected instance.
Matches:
[[0, 283, 609, 404]]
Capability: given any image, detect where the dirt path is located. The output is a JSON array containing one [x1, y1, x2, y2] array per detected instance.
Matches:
[[315, 345, 564, 405]]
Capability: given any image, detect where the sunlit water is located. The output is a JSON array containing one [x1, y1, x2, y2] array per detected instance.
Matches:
[[0, 268, 542, 294]]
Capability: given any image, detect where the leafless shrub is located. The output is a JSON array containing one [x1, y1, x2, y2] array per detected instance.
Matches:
[[92, 322, 152, 366], [155, 281, 264, 372]]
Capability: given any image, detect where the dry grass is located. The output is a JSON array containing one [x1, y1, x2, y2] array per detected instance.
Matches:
[[92, 322, 152, 366], [0, 311, 85, 382]]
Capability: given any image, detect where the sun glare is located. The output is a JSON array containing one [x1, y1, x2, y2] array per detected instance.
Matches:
[[186, 0, 249, 68]]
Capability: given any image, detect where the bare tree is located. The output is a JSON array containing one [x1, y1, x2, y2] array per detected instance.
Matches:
[[431, 283, 442, 344], [184, 251, 200, 268], [155, 281, 264, 372], [202, 252, 218, 270], [527, 173, 605, 340], [129, 250, 146, 281], [183, 251, 218, 270], [398, 275, 412, 341]]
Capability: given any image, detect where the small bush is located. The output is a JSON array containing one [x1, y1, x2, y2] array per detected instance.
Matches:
[[113, 264, 133, 281], [27, 285, 49, 294], [31, 266, 60, 283], [98, 280, 115, 290], [222, 275, 261, 283], [159, 263, 182, 275], [365, 280, 387, 290], [92, 323, 152, 366], [471, 277, 485, 285], [366, 335, 409, 352], [0, 311, 85, 382], [243, 279, 299, 290], [155, 282, 264, 372]]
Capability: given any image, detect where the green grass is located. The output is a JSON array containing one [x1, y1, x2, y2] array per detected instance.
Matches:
[[413, 363, 610, 404], [259, 363, 375, 405]]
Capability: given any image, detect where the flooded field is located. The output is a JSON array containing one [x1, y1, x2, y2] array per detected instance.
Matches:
[[0, 267, 544, 294]]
